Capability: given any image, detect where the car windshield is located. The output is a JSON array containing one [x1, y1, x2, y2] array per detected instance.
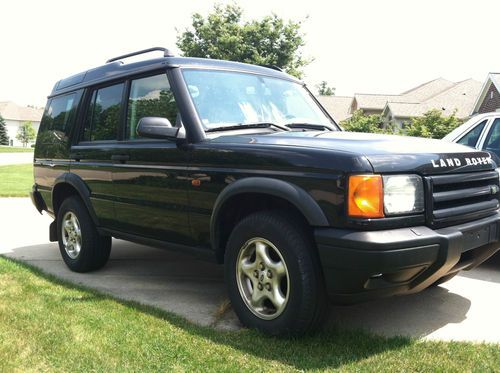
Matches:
[[182, 69, 336, 131]]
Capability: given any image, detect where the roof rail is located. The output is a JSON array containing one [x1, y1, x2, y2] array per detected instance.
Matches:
[[258, 64, 283, 72], [106, 47, 174, 63]]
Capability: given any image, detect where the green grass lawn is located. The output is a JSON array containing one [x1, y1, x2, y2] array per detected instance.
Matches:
[[0, 164, 33, 197], [0, 146, 34, 153], [0, 257, 498, 372]]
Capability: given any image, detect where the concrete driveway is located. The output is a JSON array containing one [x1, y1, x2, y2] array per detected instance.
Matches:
[[1, 198, 499, 342], [0, 152, 33, 165]]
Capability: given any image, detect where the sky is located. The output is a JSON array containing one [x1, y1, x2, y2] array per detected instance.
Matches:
[[1, 0, 499, 107]]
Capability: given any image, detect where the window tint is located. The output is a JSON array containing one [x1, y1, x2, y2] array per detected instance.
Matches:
[[126, 74, 178, 139], [483, 119, 500, 158], [83, 83, 124, 141], [36, 92, 80, 158], [41, 93, 77, 135], [457, 120, 487, 147]]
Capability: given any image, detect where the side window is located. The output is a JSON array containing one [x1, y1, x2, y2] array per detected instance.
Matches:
[[126, 74, 178, 140], [483, 119, 500, 158], [36, 92, 80, 158], [457, 120, 487, 147], [83, 83, 124, 141], [40, 93, 77, 138]]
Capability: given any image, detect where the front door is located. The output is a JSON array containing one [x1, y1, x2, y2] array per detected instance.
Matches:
[[109, 73, 192, 244]]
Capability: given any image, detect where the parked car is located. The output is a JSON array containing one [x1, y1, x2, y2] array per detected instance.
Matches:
[[31, 48, 500, 335], [443, 112, 500, 159]]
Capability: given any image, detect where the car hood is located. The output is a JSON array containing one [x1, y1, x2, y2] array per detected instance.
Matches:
[[211, 130, 496, 174]]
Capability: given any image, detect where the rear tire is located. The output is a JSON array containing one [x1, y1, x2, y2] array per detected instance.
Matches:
[[225, 210, 328, 336], [57, 196, 111, 272]]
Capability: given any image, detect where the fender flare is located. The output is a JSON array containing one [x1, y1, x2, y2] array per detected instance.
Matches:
[[210, 177, 329, 252], [52, 173, 99, 225]]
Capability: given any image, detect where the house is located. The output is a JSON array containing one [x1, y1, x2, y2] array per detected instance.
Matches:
[[316, 96, 353, 123], [381, 79, 482, 128], [0, 101, 43, 147], [316, 78, 482, 127], [471, 73, 500, 115]]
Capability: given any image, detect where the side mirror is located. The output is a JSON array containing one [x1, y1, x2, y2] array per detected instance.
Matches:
[[137, 117, 183, 140]]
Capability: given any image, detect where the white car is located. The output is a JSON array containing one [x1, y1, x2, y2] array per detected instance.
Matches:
[[443, 112, 500, 159]]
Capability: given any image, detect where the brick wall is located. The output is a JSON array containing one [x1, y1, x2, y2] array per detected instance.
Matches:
[[478, 84, 500, 114]]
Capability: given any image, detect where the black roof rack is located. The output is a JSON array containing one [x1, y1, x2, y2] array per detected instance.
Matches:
[[258, 64, 283, 72], [106, 47, 174, 64]]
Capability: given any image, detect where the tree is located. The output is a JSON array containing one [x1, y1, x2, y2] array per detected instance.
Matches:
[[317, 81, 335, 96], [340, 110, 393, 134], [176, 3, 310, 78], [404, 109, 463, 139], [16, 121, 36, 147], [0, 115, 8, 145]]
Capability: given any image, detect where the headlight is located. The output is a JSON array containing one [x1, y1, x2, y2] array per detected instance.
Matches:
[[348, 174, 424, 218], [382, 175, 424, 215]]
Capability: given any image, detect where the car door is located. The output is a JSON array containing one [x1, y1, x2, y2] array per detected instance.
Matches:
[[480, 118, 500, 159], [455, 119, 489, 149], [70, 82, 125, 227], [108, 72, 192, 245]]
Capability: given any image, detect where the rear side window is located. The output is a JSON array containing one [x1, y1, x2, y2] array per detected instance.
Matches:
[[83, 83, 124, 141], [35, 92, 80, 158], [40, 93, 77, 137], [126, 74, 178, 140], [457, 120, 487, 147]]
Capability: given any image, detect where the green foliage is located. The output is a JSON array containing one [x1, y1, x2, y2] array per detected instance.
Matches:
[[0, 164, 32, 197], [15, 121, 36, 147], [404, 109, 463, 139], [0, 257, 499, 372], [317, 81, 335, 96], [128, 90, 178, 139], [176, 3, 309, 78], [341, 110, 394, 134], [0, 115, 8, 145]]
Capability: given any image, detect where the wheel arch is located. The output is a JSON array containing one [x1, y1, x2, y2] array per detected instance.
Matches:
[[52, 173, 99, 226], [211, 177, 329, 263]]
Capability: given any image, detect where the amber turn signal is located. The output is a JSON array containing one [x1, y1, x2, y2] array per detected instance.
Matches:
[[348, 175, 384, 218]]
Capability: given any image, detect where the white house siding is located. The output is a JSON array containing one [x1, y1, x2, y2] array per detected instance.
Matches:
[[5, 119, 40, 147]]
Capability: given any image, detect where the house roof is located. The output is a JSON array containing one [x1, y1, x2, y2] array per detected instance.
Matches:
[[355, 77, 479, 119], [424, 79, 482, 118], [471, 73, 500, 115], [0, 101, 43, 122], [316, 95, 353, 122], [352, 94, 402, 111], [400, 78, 455, 102]]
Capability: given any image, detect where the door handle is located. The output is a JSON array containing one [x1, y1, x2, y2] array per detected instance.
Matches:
[[111, 154, 130, 162]]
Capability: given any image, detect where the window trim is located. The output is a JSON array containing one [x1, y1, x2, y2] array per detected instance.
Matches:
[[78, 80, 126, 143], [122, 69, 177, 142], [456, 119, 489, 148], [75, 68, 177, 145]]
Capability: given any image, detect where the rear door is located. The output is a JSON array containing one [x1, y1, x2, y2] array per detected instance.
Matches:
[[70, 82, 125, 227], [108, 72, 192, 245]]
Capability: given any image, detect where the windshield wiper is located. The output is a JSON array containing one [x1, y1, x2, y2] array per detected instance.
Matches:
[[205, 122, 291, 133], [285, 123, 332, 131]]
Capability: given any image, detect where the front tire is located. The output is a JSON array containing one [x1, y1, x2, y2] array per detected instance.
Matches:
[[225, 211, 327, 335], [57, 196, 111, 272]]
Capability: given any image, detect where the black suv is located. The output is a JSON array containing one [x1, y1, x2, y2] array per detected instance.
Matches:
[[32, 47, 500, 335]]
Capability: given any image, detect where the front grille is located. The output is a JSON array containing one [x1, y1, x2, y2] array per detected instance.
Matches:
[[426, 171, 499, 227]]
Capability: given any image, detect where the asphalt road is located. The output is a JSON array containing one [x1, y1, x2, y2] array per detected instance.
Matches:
[[1, 198, 499, 342]]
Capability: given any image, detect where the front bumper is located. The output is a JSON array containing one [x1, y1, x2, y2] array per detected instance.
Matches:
[[315, 212, 500, 304]]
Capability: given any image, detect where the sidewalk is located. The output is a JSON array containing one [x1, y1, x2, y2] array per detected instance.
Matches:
[[0, 152, 34, 165]]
